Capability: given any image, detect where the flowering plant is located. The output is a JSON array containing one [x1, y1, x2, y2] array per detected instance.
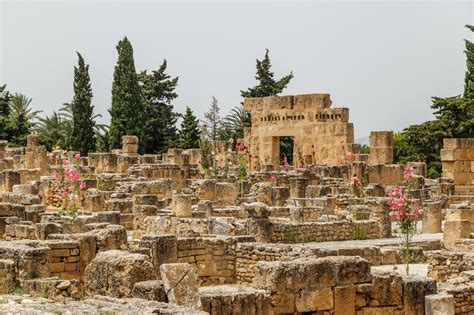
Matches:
[[269, 175, 277, 184], [55, 154, 86, 217], [387, 166, 423, 275], [283, 155, 289, 171]]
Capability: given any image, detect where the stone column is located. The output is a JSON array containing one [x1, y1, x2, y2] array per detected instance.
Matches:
[[26, 134, 39, 169], [172, 194, 192, 217], [422, 201, 443, 233]]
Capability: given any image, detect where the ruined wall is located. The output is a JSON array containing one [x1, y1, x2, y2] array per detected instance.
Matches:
[[441, 138, 474, 185], [176, 237, 236, 285], [270, 220, 380, 243], [243, 93, 356, 170], [426, 250, 474, 282]]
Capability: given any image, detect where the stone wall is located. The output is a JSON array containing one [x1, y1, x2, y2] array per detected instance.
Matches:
[[251, 255, 437, 314], [45, 240, 81, 280], [243, 93, 356, 170], [269, 220, 379, 243], [176, 237, 236, 286], [426, 250, 474, 282], [441, 138, 474, 185]]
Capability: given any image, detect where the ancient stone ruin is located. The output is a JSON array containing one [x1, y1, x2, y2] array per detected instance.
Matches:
[[0, 94, 472, 314]]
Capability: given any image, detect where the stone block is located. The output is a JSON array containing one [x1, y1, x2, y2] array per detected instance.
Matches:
[[160, 263, 202, 309]]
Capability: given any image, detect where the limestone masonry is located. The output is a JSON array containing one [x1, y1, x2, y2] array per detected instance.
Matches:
[[0, 94, 473, 314]]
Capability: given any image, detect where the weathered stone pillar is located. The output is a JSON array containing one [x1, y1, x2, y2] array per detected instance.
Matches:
[[422, 201, 443, 233], [121, 135, 139, 156], [172, 194, 192, 217], [369, 131, 393, 164], [26, 133, 39, 169], [289, 177, 308, 206]]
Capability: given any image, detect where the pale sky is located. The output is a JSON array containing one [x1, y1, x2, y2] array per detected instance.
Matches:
[[1, 0, 472, 140]]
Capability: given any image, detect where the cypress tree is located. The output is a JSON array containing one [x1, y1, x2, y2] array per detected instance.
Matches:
[[178, 106, 201, 149], [108, 37, 145, 150], [240, 49, 294, 98], [464, 25, 474, 100], [138, 60, 179, 153], [71, 52, 96, 155], [0, 85, 10, 140]]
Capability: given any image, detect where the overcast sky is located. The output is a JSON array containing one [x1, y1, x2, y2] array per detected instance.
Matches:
[[1, 0, 472, 140]]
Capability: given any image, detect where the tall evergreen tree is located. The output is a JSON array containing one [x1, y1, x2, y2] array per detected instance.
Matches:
[[464, 25, 474, 100], [108, 37, 145, 151], [71, 52, 96, 155], [138, 60, 179, 153], [0, 85, 10, 140], [202, 96, 223, 142], [240, 49, 294, 98], [178, 107, 201, 149]]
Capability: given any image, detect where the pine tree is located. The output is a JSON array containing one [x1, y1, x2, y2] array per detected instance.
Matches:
[[0, 85, 10, 140], [202, 96, 223, 142], [240, 49, 294, 98], [71, 52, 96, 155], [108, 37, 145, 151], [178, 107, 201, 149], [138, 60, 179, 153], [464, 25, 474, 100]]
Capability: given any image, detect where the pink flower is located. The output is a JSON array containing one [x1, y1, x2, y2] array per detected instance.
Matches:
[[62, 159, 69, 165], [62, 191, 69, 197], [74, 153, 80, 161], [269, 175, 276, 182], [404, 166, 414, 180], [351, 177, 362, 187], [54, 173, 60, 182], [79, 181, 87, 190]]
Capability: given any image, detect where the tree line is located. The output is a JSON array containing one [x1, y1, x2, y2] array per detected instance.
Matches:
[[394, 25, 474, 178], [0, 40, 292, 155]]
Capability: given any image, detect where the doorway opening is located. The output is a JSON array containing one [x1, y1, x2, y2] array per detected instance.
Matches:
[[279, 136, 294, 166]]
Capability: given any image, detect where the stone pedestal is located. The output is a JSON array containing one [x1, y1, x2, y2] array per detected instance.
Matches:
[[422, 201, 443, 233], [172, 194, 192, 217]]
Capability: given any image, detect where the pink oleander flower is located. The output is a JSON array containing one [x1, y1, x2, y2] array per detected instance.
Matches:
[[347, 153, 355, 162], [74, 153, 80, 161], [404, 166, 414, 180], [351, 177, 362, 187], [54, 173, 60, 182], [269, 175, 276, 182], [62, 159, 69, 165], [79, 181, 87, 190]]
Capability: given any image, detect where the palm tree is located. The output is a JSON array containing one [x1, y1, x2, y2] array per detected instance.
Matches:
[[61, 102, 108, 135], [35, 111, 70, 151], [223, 104, 251, 141], [9, 93, 42, 127]]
